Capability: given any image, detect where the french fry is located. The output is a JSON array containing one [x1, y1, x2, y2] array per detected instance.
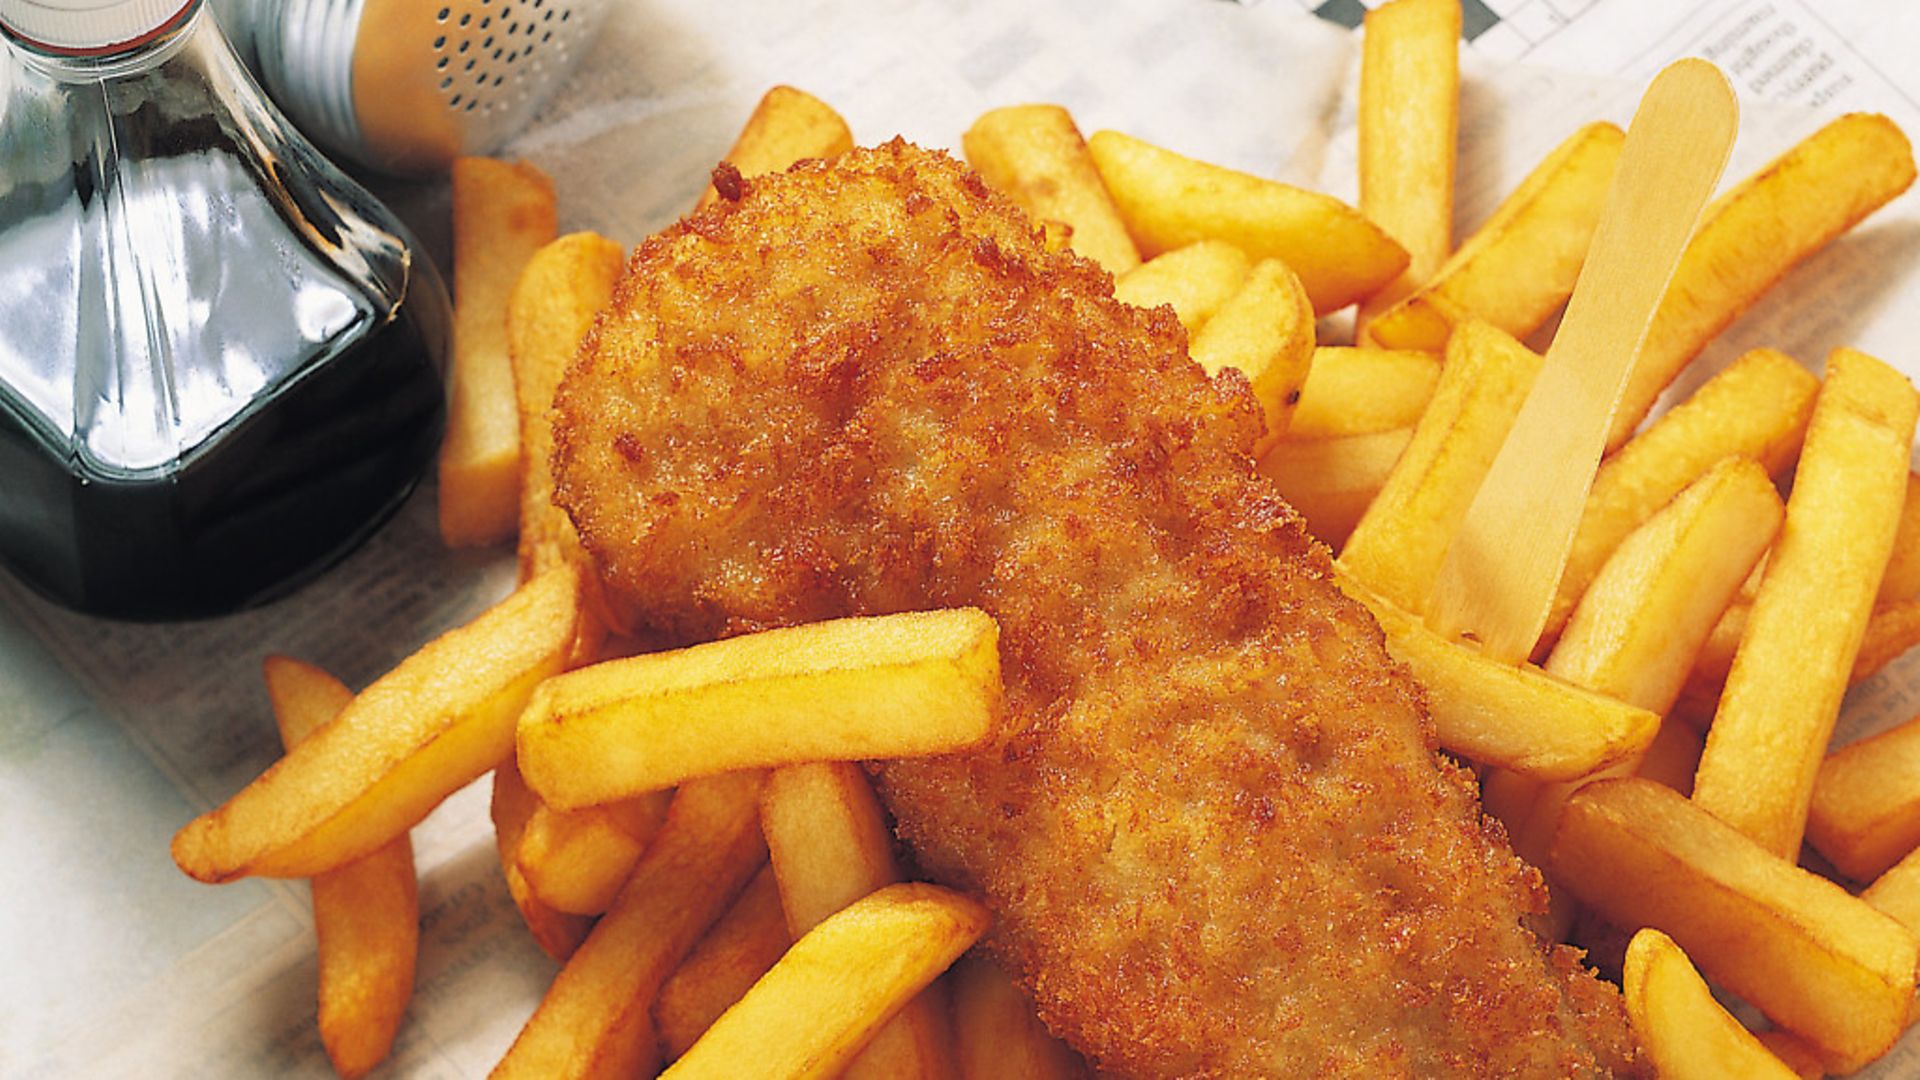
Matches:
[[1542, 347, 1819, 649], [1477, 766, 1545, 843], [1354, 0, 1460, 334], [1879, 472, 1920, 602], [761, 764, 901, 933], [696, 86, 854, 210], [507, 232, 625, 582], [1753, 1031, 1830, 1080], [1687, 597, 1920, 703], [518, 609, 1001, 809], [265, 657, 417, 1080], [762, 762, 955, 1080], [1851, 599, 1920, 682], [517, 789, 671, 915], [1286, 347, 1439, 440], [490, 755, 593, 962], [1087, 130, 1409, 313], [1551, 778, 1919, 1071], [1338, 319, 1542, 614], [1623, 929, 1801, 1080], [1859, 848, 1920, 1031], [1111, 240, 1250, 334], [508, 231, 626, 663], [494, 772, 769, 1079], [1365, 122, 1623, 351], [1807, 714, 1920, 882], [657, 867, 789, 1060], [950, 955, 1086, 1080], [1547, 458, 1783, 722], [1341, 576, 1658, 780], [172, 567, 581, 882], [1257, 429, 1411, 549], [964, 104, 1141, 275], [664, 883, 990, 1080], [1694, 349, 1920, 859], [1863, 846, 1920, 932], [1609, 113, 1917, 450], [442, 157, 558, 547], [1635, 715, 1705, 797], [1500, 459, 1783, 924], [1189, 259, 1316, 450]]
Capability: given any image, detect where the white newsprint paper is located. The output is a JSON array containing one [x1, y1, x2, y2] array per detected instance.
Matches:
[[4, 0, 1919, 1075]]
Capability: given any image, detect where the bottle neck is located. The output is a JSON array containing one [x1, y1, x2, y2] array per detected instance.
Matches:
[[3, 0, 203, 81]]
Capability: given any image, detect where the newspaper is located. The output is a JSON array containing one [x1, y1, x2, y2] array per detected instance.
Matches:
[[4, 0, 1918, 1075]]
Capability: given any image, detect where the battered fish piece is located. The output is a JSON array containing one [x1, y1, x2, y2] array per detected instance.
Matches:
[[555, 142, 1644, 1077]]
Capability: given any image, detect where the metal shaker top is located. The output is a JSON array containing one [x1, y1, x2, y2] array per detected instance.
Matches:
[[214, 0, 609, 174]]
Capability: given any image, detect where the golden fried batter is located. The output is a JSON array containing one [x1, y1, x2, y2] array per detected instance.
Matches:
[[554, 142, 1645, 1077]]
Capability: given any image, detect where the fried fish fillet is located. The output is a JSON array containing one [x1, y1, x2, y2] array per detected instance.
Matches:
[[554, 142, 1644, 1077]]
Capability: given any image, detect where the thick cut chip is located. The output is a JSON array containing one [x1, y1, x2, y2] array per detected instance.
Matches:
[[265, 657, 418, 1080], [493, 772, 769, 1079], [1088, 130, 1408, 313], [442, 156, 557, 547], [1503, 458, 1781, 881], [965, 104, 1140, 275], [1542, 347, 1818, 650], [508, 232, 626, 582], [1258, 429, 1411, 549], [518, 789, 671, 915], [1752, 1031, 1830, 1080], [1635, 720, 1704, 797], [173, 567, 580, 881], [1860, 848, 1920, 1028], [1689, 597, 1920, 703], [1366, 122, 1623, 351], [696, 86, 854, 210], [1863, 847, 1920, 932], [1852, 599, 1920, 684], [1546, 458, 1783, 720], [1354, 0, 1460, 333], [1609, 113, 1916, 450], [1552, 778, 1919, 1072], [656, 867, 790, 1060], [1286, 347, 1439, 440], [1342, 576, 1658, 780], [664, 883, 990, 1080], [1111, 240, 1250, 334], [1808, 714, 1920, 882], [762, 764, 904, 933], [952, 954, 1087, 1080], [1339, 319, 1541, 615], [1879, 472, 1920, 603], [1623, 929, 1799, 1080], [1693, 349, 1920, 859], [491, 755, 593, 962], [1188, 259, 1316, 450], [517, 609, 1001, 809], [762, 762, 956, 1080]]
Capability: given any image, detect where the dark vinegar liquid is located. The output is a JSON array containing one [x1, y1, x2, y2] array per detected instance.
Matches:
[[0, 306, 444, 621]]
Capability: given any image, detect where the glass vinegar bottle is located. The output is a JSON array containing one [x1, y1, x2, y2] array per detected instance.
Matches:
[[0, 0, 447, 619]]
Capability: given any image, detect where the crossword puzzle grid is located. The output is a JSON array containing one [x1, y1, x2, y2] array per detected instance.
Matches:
[[1296, 0, 1599, 60]]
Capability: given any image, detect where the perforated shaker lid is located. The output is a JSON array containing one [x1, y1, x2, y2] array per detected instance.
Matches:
[[0, 0, 195, 53]]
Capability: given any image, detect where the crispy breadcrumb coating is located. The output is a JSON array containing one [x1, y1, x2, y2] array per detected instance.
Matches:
[[554, 141, 1645, 1077]]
